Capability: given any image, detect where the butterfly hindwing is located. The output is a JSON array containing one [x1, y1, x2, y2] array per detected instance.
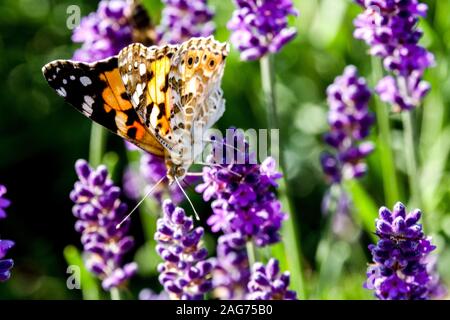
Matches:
[[42, 57, 165, 156], [118, 37, 229, 165]]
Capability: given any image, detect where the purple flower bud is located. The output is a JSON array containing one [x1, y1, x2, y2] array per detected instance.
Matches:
[[156, 200, 213, 300], [72, 0, 136, 62], [247, 258, 297, 300], [321, 66, 374, 183], [354, 0, 434, 111], [365, 202, 443, 300], [197, 129, 286, 247], [71, 159, 136, 290], [157, 0, 215, 44], [0, 185, 14, 282], [228, 0, 298, 60]]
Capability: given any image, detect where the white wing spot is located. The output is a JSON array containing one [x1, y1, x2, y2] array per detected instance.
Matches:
[[56, 87, 66, 97], [139, 63, 146, 76], [84, 95, 94, 106], [80, 76, 92, 86], [63, 79, 67, 84], [70, 75, 76, 80]]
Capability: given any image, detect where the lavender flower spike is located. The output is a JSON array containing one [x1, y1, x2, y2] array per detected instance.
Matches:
[[321, 66, 375, 183], [70, 159, 137, 291], [157, 0, 215, 45], [365, 202, 440, 300], [196, 129, 286, 247], [228, 0, 298, 60], [354, 0, 435, 111], [0, 185, 14, 282], [72, 0, 133, 62], [248, 258, 297, 300], [155, 200, 213, 300], [211, 233, 250, 299]]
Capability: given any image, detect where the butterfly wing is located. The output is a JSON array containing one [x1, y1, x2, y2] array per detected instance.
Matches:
[[172, 37, 229, 160], [118, 37, 228, 164], [42, 57, 165, 156]]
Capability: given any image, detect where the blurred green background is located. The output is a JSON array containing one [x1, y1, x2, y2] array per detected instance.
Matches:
[[1, 0, 450, 299]]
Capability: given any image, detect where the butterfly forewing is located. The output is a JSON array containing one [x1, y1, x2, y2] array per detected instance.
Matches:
[[118, 43, 180, 153], [42, 57, 164, 156]]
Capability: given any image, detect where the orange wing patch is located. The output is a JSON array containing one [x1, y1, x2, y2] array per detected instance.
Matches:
[[42, 57, 164, 157]]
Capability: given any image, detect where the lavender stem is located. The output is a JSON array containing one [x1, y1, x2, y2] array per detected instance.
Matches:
[[89, 123, 107, 167], [259, 54, 306, 298], [402, 111, 421, 209], [246, 240, 257, 268], [110, 287, 121, 300], [371, 57, 400, 207]]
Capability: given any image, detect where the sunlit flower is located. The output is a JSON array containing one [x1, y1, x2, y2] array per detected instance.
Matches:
[[155, 200, 213, 300], [364, 202, 440, 300], [228, 0, 298, 60], [70, 159, 137, 290], [354, 0, 434, 111]]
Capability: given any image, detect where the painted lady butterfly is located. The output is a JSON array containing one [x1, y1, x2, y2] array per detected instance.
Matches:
[[42, 36, 229, 183]]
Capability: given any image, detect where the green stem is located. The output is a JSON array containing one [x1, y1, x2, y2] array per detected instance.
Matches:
[[110, 287, 121, 300], [246, 240, 257, 268], [371, 58, 400, 207], [316, 184, 341, 294], [260, 54, 306, 298], [89, 123, 107, 167], [402, 111, 421, 208]]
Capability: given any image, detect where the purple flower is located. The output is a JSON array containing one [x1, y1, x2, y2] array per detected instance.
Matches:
[[354, 0, 435, 111], [123, 152, 197, 204], [155, 200, 213, 300], [364, 202, 440, 300], [70, 159, 137, 291], [211, 233, 250, 299], [0, 185, 11, 220], [196, 130, 286, 247], [139, 288, 169, 300], [321, 66, 375, 183], [227, 0, 298, 60], [157, 0, 215, 44], [72, 0, 133, 62], [0, 185, 14, 282], [247, 258, 297, 300]]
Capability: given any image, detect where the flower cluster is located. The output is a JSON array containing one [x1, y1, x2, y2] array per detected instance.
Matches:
[[157, 0, 215, 44], [354, 0, 435, 111], [211, 233, 250, 299], [364, 202, 438, 300], [139, 288, 169, 300], [0, 185, 14, 282], [227, 0, 298, 60], [321, 66, 374, 183], [123, 152, 195, 204], [155, 200, 213, 300], [196, 130, 286, 247], [247, 258, 297, 300], [72, 0, 133, 62], [70, 159, 137, 290]]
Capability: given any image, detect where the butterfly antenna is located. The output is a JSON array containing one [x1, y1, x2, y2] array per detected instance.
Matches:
[[116, 175, 166, 229], [174, 175, 200, 221]]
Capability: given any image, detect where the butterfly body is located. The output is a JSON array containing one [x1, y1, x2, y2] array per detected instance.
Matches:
[[43, 37, 228, 183]]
